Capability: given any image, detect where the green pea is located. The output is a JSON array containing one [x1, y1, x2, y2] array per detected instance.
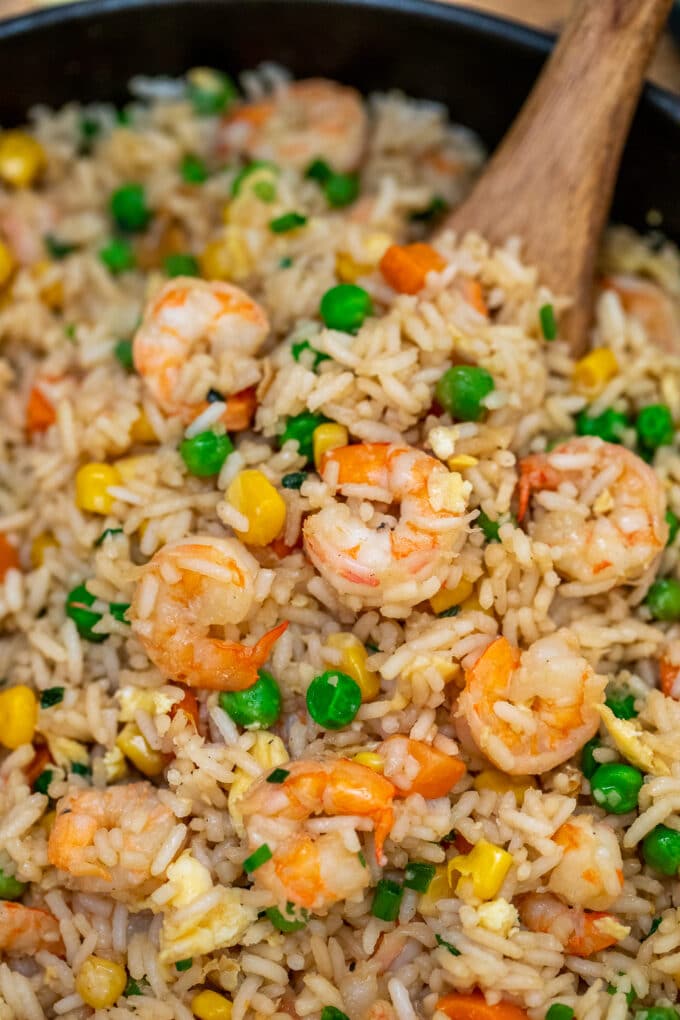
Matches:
[[187, 68, 238, 116], [219, 670, 281, 728], [99, 238, 136, 274], [181, 153, 209, 184], [590, 762, 643, 814], [324, 173, 359, 208], [164, 252, 200, 277], [180, 430, 233, 477], [604, 692, 638, 719], [545, 1006, 574, 1020], [642, 824, 680, 875], [0, 867, 26, 900], [666, 509, 680, 546], [581, 737, 601, 780], [305, 158, 332, 183], [306, 670, 362, 730], [636, 404, 675, 452], [645, 578, 680, 621], [435, 365, 495, 422], [320, 284, 373, 333], [634, 1009, 680, 1020], [110, 183, 151, 232], [575, 407, 630, 444], [278, 411, 328, 461], [269, 212, 307, 234]]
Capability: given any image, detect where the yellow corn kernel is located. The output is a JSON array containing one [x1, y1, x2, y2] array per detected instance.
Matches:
[[130, 408, 156, 444], [0, 685, 38, 750], [313, 423, 349, 470], [0, 239, 16, 290], [473, 769, 537, 806], [116, 722, 166, 777], [227, 469, 286, 546], [102, 745, 128, 783], [573, 347, 619, 395], [114, 456, 152, 483], [448, 839, 513, 901], [362, 232, 393, 263], [228, 733, 288, 838], [30, 531, 57, 568], [32, 260, 64, 310], [335, 252, 374, 284], [353, 751, 384, 772], [429, 578, 474, 615], [200, 229, 251, 283], [191, 989, 233, 1020], [75, 463, 121, 515], [447, 454, 478, 470], [460, 590, 495, 615], [40, 809, 56, 834], [418, 863, 452, 913], [325, 632, 380, 700], [0, 131, 46, 188], [75, 956, 127, 1009]]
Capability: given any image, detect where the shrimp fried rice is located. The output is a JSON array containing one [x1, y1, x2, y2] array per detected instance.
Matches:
[[0, 65, 680, 1020]]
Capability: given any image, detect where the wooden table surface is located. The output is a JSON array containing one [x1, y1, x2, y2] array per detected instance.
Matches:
[[1, 0, 679, 92]]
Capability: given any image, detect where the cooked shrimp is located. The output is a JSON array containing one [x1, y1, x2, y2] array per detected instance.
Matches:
[[219, 79, 367, 172], [132, 277, 268, 420], [130, 535, 287, 691], [548, 815, 624, 910], [0, 901, 64, 956], [601, 274, 680, 354], [303, 443, 471, 613], [0, 192, 57, 266], [48, 783, 180, 900], [240, 758, 396, 913], [518, 437, 667, 591], [517, 892, 628, 957], [458, 631, 607, 775], [659, 638, 680, 699]]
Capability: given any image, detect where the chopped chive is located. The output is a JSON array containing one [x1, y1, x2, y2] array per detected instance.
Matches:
[[477, 510, 501, 542], [34, 769, 53, 795], [320, 1009, 349, 1020], [644, 917, 662, 940], [279, 256, 293, 268], [281, 471, 307, 490], [266, 903, 309, 932], [266, 768, 290, 784], [291, 338, 330, 369], [305, 159, 332, 183], [270, 212, 307, 234], [109, 602, 131, 624], [181, 153, 209, 184], [243, 843, 273, 872], [114, 339, 134, 370], [70, 761, 91, 776], [44, 234, 76, 259], [175, 958, 193, 971], [94, 527, 124, 548], [539, 303, 558, 340], [123, 975, 148, 997], [434, 933, 461, 956], [404, 861, 435, 893], [164, 252, 199, 278], [438, 605, 460, 618], [371, 878, 403, 921], [39, 687, 64, 709]]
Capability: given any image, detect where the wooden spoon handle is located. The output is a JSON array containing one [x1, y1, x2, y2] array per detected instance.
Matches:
[[445, 0, 674, 352]]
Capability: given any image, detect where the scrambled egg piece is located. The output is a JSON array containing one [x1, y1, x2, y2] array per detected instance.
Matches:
[[158, 851, 255, 964], [428, 469, 471, 514], [593, 914, 630, 942], [429, 426, 461, 462], [101, 745, 128, 782], [46, 736, 90, 768], [401, 654, 460, 687], [597, 705, 670, 777], [476, 898, 519, 937], [228, 732, 288, 838], [117, 685, 180, 722]]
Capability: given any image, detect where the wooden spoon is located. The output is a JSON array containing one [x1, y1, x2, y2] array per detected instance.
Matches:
[[444, 0, 674, 352]]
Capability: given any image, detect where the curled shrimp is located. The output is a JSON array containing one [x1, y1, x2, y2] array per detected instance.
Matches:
[[548, 815, 624, 910], [458, 631, 607, 775], [219, 78, 367, 172], [303, 443, 471, 613], [129, 535, 287, 691], [240, 758, 396, 913], [517, 892, 628, 957], [601, 274, 680, 354], [132, 277, 268, 420], [0, 901, 64, 956], [659, 639, 680, 699], [48, 782, 181, 900], [518, 437, 667, 592]]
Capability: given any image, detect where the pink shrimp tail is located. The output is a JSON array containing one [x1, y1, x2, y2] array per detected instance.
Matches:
[[197, 621, 289, 691]]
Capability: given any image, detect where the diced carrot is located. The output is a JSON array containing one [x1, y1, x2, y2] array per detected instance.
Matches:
[[379, 243, 446, 295], [170, 685, 201, 731], [383, 736, 466, 799], [457, 276, 488, 317], [437, 992, 529, 1020], [26, 385, 56, 435], [25, 745, 52, 786], [0, 534, 20, 581], [223, 386, 258, 431], [659, 652, 680, 699]]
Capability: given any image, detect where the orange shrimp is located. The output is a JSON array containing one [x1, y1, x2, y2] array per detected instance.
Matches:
[[130, 535, 287, 691], [219, 79, 367, 172], [517, 892, 627, 957], [132, 277, 268, 421], [518, 437, 667, 591], [379, 736, 466, 799], [303, 443, 471, 613], [549, 815, 624, 910], [0, 901, 64, 956], [659, 640, 680, 699], [601, 274, 680, 354], [458, 632, 606, 775], [241, 759, 395, 913]]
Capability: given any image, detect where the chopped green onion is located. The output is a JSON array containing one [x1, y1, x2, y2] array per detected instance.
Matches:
[[371, 878, 403, 921], [278, 411, 329, 461], [94, 527, 124, 548], [70, 761, 91, 776], [243, 844, 273, 872], [34, 769, 53, 795], [175, 958, 193, 972], [279, 256, 293, 268], [40, 687, 64, 709], [109, 602, 130, 624], [123, 975, 148, 997], [438, 605, 460, 619], [266, 903, 309, 932], [114, 339, 134, 370], [110, 183, 151, 232], [206, 388, 224, 403], [605, 692, 637, 719], [305, 159, 332, 183], [634, 1009, 680, 1020], [636, 404, 675, 453], [606, 982, 635, 1005], [477, 510, 501, 542], [181, 153, 209, 184], [581, 737, 601, 780], [254, 180, 276, 202], [545, 1006, 575, 1020], [291, 338, 330, 369], [320, 1009, 349, 1020], [164, 253, 199, 278], [434, 933, 461, 956], [644, 917, 662, 939], [66, 583, 106, 643], [0, 867, 26, 901], [410, 196, 448, 224], [404, 861, 435, 892], [187, 68, 238, 116], [44, 234, 76, 259], [269, 212, 307, 234], [231, 160, 279, 197], [99, 238, 136, 274], [539, 303, 558, 340], [575, 407, 630, 444], [64, 324, 77, 341], [358, 851, 367, 867], [666, 509, 680, 546], [281, 471, 307, 490], [266, 768, 290, 784], [306, 670, 362, 730], [365, 641, 379, 654]]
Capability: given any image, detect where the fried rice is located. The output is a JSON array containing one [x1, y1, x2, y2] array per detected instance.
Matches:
[[0, 65, 679, 1020]]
